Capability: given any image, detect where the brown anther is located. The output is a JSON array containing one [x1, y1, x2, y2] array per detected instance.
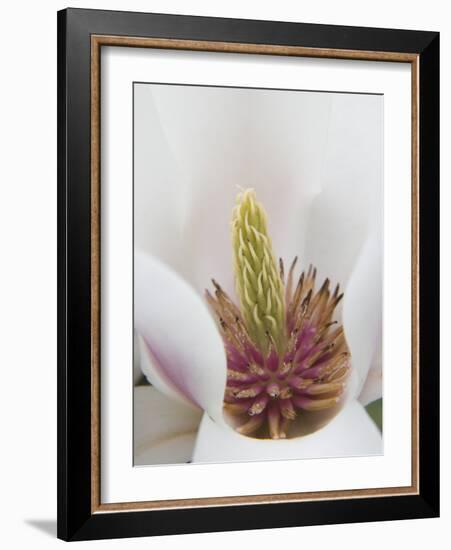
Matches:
[[278, 361, 292, 377], [233, 385, 263, 399], [279, 387, 293, 399], [279, 258, 285, 281], [248, 363, 265, 376]]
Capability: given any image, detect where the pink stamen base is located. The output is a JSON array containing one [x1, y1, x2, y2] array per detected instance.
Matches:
[[208, 259, 351, 439]]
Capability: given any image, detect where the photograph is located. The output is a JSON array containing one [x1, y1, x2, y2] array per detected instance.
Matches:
[[133, 82, 384, 466]]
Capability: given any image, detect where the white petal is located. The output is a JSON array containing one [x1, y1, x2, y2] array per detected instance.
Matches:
[[343, 226, 383, 399], [147, 85, 332, 295], [147, 84, 250, 297], [302, 93, 383, 288], [133, 330, 144, 385], [135, 249, 227, 419], [246, 91, 332, 265], [300, 94, 383, 401], [192, 400, 382, 463], [133, 84, 186, 272], [359, 334, 383, 406], [134, 386, 202, 465]]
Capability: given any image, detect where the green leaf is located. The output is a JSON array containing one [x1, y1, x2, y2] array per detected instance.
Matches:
[[365, 398, 383, 433]]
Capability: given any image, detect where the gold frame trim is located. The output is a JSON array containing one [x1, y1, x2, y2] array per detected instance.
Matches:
[[90, 35, 420, 514]]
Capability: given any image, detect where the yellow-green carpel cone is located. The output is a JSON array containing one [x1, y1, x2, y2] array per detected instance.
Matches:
[[231, 189, 286, 354], [206, 188, 351, 440]]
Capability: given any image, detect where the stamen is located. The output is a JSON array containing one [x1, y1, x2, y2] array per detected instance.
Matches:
[[248, 363, 266, 377], [279, 258, 285, 282], [278, 361, 292, 377], [305, 382, 344, 396], [268, 403, 281, 439], [279, 386, 293, 399], [326, 365, 350, 383], [316, 352, 350, 377], [279, 398, 296, 420], [301, 343, 334, 371], [285, 256, 298, 303], [290, 271, 304, 316], [266, 347, 279, 372], [292, 395, 340, 411], [227, 369, 256, 383], [324, 325, 344, 346], [266, 382, 280, 398], [233, 384, 264, 399], [288, 376, 314, 390], [313, 321, 338, 344], [279, 418, 291, 439], [236, 415, 265, 436], [299, 289, 313, 320], [248, 394, 269, 416], [224, 402, 251, 415]]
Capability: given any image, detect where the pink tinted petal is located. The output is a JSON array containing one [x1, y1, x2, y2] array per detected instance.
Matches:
[[135, 250, 227, 420], [138, 336, 198, 409]]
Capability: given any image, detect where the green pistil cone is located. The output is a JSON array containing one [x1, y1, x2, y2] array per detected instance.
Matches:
[[231, 189, 286, 354]]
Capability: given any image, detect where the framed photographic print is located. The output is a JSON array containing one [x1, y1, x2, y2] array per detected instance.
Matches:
[[57, 8, 439, 541]]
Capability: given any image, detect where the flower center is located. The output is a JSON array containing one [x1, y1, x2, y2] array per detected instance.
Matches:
[[206, 189, 350, 439]]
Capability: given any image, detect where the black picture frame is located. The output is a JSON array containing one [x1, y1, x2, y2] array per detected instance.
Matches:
[[57, 7, 439, 541]]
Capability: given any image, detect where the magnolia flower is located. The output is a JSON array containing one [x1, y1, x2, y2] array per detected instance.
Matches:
[[133, 84, 383, 464]]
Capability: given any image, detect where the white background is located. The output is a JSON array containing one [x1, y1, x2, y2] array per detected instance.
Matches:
[[0, 0, 448, 548]]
